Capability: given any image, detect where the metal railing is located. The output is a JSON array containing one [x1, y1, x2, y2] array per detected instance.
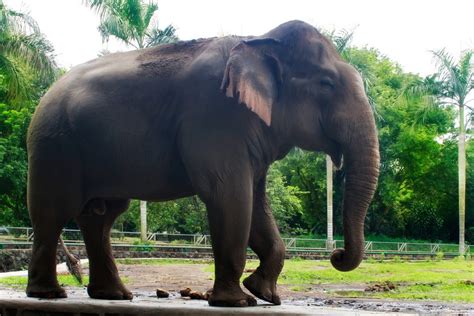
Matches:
[[0, 226, 471, 256]]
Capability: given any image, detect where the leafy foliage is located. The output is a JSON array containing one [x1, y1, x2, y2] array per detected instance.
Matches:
[[0, 103, 31, 226], [0, 1, 57, 227], [84, 0, 178, 49], [0, 0, 57, 104]]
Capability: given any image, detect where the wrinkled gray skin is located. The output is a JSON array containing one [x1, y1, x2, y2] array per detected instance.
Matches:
[[26, 21, 379, 307]]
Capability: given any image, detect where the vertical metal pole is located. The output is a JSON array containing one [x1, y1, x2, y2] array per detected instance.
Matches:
[[326, 155, 334, 250], [140, 200, 147, 241]]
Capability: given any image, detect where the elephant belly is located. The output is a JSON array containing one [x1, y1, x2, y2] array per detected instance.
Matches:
[[79, 135, 195, 202]]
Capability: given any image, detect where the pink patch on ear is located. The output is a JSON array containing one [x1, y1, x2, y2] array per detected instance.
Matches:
[[222, 57, 273, 126], [232, 79, 272, 126]]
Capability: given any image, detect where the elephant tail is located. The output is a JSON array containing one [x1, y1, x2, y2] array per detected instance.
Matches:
[[59, 236, 83, 284]]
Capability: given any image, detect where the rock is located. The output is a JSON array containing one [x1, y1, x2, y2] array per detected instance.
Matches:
[[156, 288, 169, 298], [189, 291, 207, 300], [365, 281, 396, 292], [180, 287, 192, 297]]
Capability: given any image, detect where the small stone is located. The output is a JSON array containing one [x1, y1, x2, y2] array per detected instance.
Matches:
[[156, 288, 169, 298], [189, 291, 206, 300], [180, 287, 192, 297]]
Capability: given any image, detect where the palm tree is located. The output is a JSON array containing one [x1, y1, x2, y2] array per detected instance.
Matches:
[[0, 0, 56, 104], [85, 0, 178, 240], [431, 49, 473, 254], [84, 0, 177, 49]]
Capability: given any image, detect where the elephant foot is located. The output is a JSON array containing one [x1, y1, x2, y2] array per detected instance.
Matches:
[[243, 270, 281, 305], [26, 284, 67, 299], [208, 289, 257, 307], [87, 283, 133, 300]]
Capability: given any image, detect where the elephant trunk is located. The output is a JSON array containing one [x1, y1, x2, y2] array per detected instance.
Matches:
[[330, 110, 380, 272]]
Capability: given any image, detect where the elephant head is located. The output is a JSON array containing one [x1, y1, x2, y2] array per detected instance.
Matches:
[[221, 21, 380, 272]]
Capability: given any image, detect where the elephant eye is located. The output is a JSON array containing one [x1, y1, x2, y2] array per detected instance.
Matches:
[[320, 78, 335, 90]]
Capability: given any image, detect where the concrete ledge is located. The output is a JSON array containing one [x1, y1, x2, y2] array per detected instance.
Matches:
[[0, 294, 410, 316]]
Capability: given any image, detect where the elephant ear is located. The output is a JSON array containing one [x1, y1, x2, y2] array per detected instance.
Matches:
[[220, 38, 281, 126]]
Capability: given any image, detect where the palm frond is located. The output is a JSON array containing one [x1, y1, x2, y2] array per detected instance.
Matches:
[[5, 9, 40, 34], [145, 24, 177, 47], [142, 2, 158, 31], [322, 27, 356, 57], [123, 0, 144, 33], [83, 0, 120, 19], [98, 14, 137, 48], [1, 33, 56, 79], [0, 54, 28, 102], [432, 50, 471, 106], [85, 0, 176, 49]]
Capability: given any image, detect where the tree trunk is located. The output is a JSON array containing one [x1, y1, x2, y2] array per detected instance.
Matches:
[[458, 104, 466, 255]]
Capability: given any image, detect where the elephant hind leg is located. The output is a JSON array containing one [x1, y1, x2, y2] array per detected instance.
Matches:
[[76, 199, 132, 300], [26, 225, 68, 298], [26, 148, 83, 298]]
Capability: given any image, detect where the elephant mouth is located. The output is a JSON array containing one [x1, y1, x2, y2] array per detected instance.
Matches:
[[327, 140, 342, 169], [319, 118, 343, 168]]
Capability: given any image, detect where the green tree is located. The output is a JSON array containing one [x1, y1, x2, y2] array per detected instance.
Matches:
[[0, 0, 56, 104], [0, 103, 31, 226], [118, 197, 208, 234], [407, 49, 473, 252], [275, 149, 328, 235], [266, 164, 304, 235], [0, 2, 57, 227], [85, 0, 177, 49], [432, 49, 473, 254]]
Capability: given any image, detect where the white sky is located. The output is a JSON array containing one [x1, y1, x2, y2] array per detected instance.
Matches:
[[5, 0, 474, 76]]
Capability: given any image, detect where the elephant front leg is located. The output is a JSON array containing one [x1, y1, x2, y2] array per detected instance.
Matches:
[[200, 175, 257, 307], [243, 176, 285, 305]]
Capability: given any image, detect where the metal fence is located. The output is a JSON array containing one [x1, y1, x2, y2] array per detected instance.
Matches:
[[0, 226, 471, 256]]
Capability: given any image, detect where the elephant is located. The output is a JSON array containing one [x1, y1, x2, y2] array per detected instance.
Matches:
[[26, 20, 379, 307]]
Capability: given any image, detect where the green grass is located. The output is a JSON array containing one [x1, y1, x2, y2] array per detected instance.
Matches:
[[0, 275, 131, 290], [276, 259, 474, 303], [279, 259, 473, 285], [0, 275, 88, 289], [210, 258, 473, 302]]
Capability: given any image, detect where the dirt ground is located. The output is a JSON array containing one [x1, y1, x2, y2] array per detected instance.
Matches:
[[111, 263, 474, 314]]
